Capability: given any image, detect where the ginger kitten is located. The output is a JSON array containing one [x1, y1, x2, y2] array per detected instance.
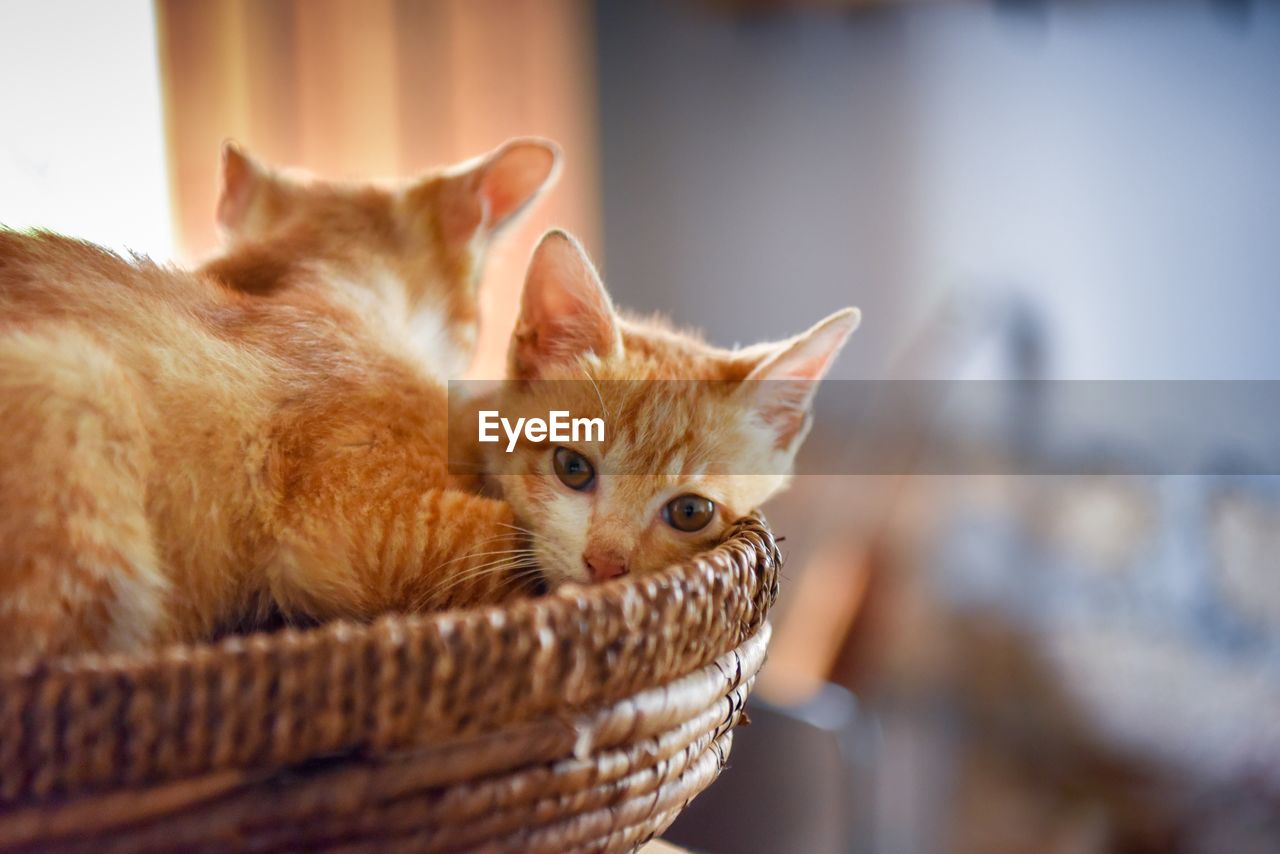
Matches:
[[0, 140, 559, 658], [468, 231, 859, 588]]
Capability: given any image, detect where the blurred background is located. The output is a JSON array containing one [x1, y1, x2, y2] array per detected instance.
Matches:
[[3, 1, 1280, 851]]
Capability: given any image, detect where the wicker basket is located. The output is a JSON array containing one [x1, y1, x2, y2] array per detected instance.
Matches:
[[0, 515, 779, 852]]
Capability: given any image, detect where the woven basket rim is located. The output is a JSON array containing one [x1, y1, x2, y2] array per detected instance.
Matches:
[[1, 514, 780, 805]]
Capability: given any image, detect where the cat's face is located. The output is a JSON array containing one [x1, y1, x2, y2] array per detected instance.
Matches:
[[213, 140, 559, 374], [488, 231, 858, 587]]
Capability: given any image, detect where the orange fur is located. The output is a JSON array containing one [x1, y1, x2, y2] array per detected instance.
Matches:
[[0, 140, 559, 659], [0, 144, 854, 661], [470, 231, 860, 587]]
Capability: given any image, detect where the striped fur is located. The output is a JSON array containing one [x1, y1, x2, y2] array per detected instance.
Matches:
[[0, 140, 558, 658]]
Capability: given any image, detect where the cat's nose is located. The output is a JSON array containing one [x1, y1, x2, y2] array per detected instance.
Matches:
[[583, 550, 628, 582]]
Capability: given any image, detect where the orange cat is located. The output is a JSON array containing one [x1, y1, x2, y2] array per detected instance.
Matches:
[[467, 231, 859, 587], [0, 143, 856, 662], [0, 140, 559, 658]]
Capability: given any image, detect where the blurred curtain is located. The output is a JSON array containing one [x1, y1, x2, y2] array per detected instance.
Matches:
[[154, 0, 601, 378]]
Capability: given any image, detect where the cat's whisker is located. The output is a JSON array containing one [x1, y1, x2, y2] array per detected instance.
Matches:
[[440, 553, 538, 579], [450, 532, 524, 548], [580, 368, 613, 423], [462, 560, 541, 588], [413, 557, 537, 610], [495, 566, 546, 593], [433, 543, 531, 570], [530, 539, 580, 584], [430, 557, 542, 602], [453, 548, 539, 573]]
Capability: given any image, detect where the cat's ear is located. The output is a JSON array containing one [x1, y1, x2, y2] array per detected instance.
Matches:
[[216, 141, 270, 237], [744, 307, 860, 452], [510, 230, 619, 379], [435, 138, 561, 246], [476, 138, 561, 230]]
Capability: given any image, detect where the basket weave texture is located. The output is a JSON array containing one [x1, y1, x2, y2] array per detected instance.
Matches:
[[0, 515, 780, 852]]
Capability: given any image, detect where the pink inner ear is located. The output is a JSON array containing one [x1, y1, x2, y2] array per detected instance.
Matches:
[[770, 349, 836, 383], [513, 232, 617, 377], [478, 143, 558, 229], [745, 308, 859, 450], [752, 379, 818, 451], [748, 309, 859, 385]]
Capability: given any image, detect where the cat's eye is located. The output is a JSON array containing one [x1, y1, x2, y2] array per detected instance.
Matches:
[[553, 447, 596, 491], [663, 494, 715, 532]]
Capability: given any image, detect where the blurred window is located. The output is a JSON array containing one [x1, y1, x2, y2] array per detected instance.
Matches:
[[0, 0, 172, 259]]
